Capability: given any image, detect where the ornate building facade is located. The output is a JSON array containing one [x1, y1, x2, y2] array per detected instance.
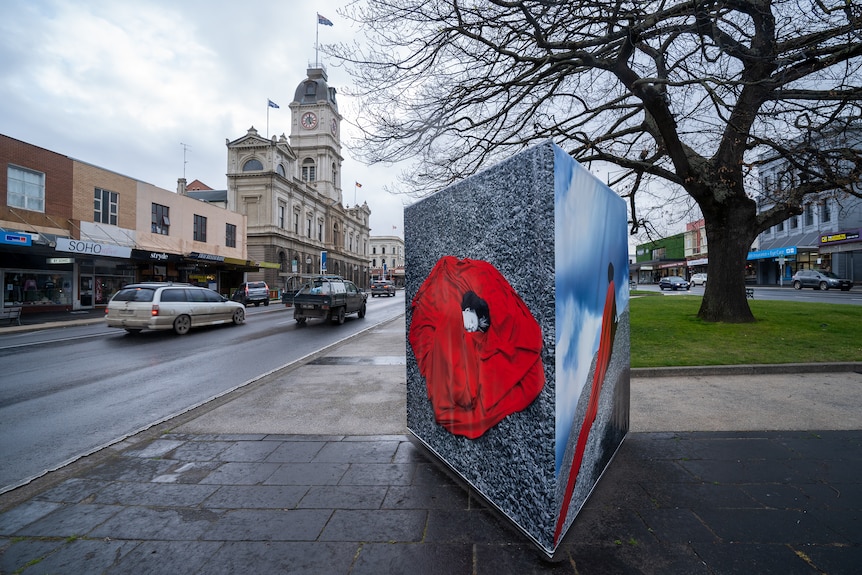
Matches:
[[225, 66, 372, 292]]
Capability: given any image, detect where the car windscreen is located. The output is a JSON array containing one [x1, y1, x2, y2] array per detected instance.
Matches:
[[112, 287, 156, 302]]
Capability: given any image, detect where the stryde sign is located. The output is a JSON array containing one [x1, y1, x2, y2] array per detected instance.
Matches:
[[55, 238, 132, 258]]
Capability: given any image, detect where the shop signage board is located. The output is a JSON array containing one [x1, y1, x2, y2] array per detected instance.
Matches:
[[1, 233, 32, 247], [55, 238, 132, 259], [404, 141, 630, 558]]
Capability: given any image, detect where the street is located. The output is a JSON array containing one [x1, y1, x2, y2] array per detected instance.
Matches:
[[0, 293, 406, 494], [636, 283, 862, 305]]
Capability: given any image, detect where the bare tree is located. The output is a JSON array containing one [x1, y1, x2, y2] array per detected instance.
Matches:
[[332, 0, 862, 322]]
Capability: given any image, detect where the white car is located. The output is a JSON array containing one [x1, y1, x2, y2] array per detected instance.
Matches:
[[690, 273, 707, 286], [105, 282, 245, 335]]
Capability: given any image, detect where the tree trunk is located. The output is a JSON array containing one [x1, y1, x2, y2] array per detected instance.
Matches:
[[698, 204, 758, 323]]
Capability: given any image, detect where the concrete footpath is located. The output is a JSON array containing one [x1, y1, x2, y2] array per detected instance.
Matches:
[[1, 313, 860, 574]]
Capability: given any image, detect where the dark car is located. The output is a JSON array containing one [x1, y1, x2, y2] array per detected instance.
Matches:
[[791, 269, 852, 291], [232, 281, 270, 306], [658, 276, 691, 291], [370, 279, 395, 297]]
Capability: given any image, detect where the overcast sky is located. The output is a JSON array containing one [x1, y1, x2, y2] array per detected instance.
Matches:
[[0, 0, 408, 237]]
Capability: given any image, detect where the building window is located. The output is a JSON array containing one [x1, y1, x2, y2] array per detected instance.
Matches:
[[242, 158, 263, 171], [804, 204, 814, 226], [226, 223, 237, 248], [277, 163, 286, 177], [7, 165, 45, 212], [194, 214, 207, 242], [301, 159, 316, 182], [373, 258, 377, 267], [152, 203, 170, 235], [372, 246, 376, 254], [318, 222, 323, 241], [306, 216, 312, 238], [294, 212, 299, 233], [822, 201, 831, 222], [776, 220, 784, 232], [94, 187, 118, 225], [382, 246, 386, 255], [278, 205, 285, 228], [790, 216, 798, 229]]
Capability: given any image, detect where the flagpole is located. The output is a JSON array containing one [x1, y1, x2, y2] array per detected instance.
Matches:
[[315, 15, 319, 67], [266, 101, 270, 138]]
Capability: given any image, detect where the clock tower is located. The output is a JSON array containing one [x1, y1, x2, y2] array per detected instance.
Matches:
[[289, 66, 343, 204]]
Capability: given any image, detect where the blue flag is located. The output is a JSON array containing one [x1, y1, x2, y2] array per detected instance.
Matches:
[[317, 13, 333, 26], [268, 99, 279, 109]]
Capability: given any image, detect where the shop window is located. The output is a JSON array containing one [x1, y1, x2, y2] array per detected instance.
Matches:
[[7, 165, 45, 212], [152, 203, 170, 235], [194, 214, 207, 242], [4, 271, 73, 307], [226, 223, 237, 248], [94, 188, 118, 225]]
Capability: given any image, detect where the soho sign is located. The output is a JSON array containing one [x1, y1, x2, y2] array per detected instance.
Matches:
[[55, 238, 132, 259]]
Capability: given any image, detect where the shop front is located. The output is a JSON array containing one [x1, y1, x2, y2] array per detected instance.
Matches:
[[2, 232, 75, 312]]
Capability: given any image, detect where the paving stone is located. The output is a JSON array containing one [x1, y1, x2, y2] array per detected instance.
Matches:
[[691, 541, 821, 574], [424, 508, 521, 544], [12, 503, 121, 538], [312, 440, 401, 463], [382, 484, 470, 510], [297, 485, 388, 509], [167, 440, 233, 461], [198, 541, 360, 575], [216, 440, 282, 462], [32, 478, 108, 504], [198, 461, 281, 485], [89, 506, 221, 540], [204, 484, 309, 509], [105, 540, 222, 575], [339, 463, 416, 486], [352, 542, 474, 575], [319, 509, 427, 542], [0, 501, 62, 533], [263, 440, 327, 463], [123, 439, 186, 458], [3, 537, 138, 575], [202, 509, 331, 541], [263, 462, 349, 486]]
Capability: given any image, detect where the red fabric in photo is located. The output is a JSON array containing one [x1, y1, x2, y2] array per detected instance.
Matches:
[[409, 256, 545, 439]]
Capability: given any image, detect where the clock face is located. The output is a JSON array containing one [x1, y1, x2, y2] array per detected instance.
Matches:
[[330, 118, 337, 136], [300, 111, 318, 130]]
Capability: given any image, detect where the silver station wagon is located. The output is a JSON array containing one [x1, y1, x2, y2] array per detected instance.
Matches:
[[105, 282, 245, 335]]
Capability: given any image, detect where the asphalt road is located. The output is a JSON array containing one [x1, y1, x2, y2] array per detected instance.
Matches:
[[637, 283, 862, 305], [0, 293, 406, 494]]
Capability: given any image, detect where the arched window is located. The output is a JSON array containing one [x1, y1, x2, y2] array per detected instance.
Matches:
[[276, 163, 286, 177], [301, 158, 316, 182], [242, 158, 263, 172]]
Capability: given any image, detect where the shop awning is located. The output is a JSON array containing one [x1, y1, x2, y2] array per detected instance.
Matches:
[[756, 230, 822, 253]]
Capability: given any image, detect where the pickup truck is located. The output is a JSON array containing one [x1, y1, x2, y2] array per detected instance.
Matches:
[[286, 275, 367, 325]]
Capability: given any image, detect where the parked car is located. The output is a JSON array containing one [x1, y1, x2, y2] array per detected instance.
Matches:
[[690, 273, 707, 286], [105, 282, 245, 335], [791, 269, 852, 291], [231, 281, 270, 306], [369, 279, 396, 297], [658, 276, 691, 291]]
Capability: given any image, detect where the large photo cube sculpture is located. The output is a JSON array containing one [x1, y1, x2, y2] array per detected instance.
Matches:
[[405, 141, 630, 557]]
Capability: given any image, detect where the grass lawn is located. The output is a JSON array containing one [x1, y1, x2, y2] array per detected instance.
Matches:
[[629, 294, 862, 367]]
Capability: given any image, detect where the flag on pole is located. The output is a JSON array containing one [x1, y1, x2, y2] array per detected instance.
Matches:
[[355, 182, 362, 188], [317, 13, 333, 26], [268, 99, 279, 109]]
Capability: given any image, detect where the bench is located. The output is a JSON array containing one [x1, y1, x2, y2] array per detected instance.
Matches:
[[1, 306, 22, 326], [745, 288, 754, 299]]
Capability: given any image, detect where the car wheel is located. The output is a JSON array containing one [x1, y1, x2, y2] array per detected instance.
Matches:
[[334, 307, 346, 325], [264, 300, 269, 306], [173, 315, 192, 335], [819, 281, 828, 291], [358, 303, 366, 318], [124, 328, 142, 334], [254, 301, 261, 307], [232, 308, 245, 325], [793, 281, 802, 290], [295, 317, 307, 325]]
